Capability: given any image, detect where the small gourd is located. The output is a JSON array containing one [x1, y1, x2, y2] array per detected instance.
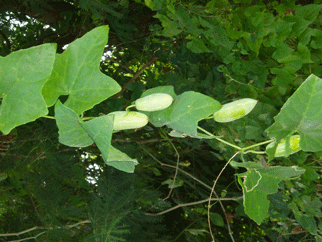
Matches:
[[135, 93, 174, 111], [213, 98, 258, 123], [108, 111, 148, 131]]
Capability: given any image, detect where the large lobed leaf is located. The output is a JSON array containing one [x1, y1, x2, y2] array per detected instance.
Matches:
[[266, 74, 322, 158], [0, 44, 56, 134], [231, 161, 305, 225], [42, 25, 121, 115]]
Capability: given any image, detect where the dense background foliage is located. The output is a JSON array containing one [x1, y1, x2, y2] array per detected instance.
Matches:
[[1, 0, 321, 241]]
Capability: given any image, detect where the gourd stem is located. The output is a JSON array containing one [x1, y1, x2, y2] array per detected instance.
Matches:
[[126, 105, 136, 111], [42, 115, 55, 119]]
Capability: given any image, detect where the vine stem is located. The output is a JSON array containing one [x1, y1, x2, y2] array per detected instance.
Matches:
[[42, 115, 55, 119], [208, 151, 240, 242], [240, 139, 275, 152], [197, 126, 241, 150]]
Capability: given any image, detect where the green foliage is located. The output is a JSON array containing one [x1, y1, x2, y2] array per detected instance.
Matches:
[[1, 0, 322, 241]]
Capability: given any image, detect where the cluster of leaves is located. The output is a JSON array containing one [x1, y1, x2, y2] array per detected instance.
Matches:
[[1, 0, 322, 241]]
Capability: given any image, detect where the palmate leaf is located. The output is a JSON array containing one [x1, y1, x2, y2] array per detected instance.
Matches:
[[266, 74, 322, 159], [42, 25, 121, 115], [0, 43, 56, 134], [231, 161, 305, 225], [144, 89, 221, 136]]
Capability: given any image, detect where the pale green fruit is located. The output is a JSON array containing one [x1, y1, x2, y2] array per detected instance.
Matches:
[[267, 135, 301, 157], [108, 111, 148, 131], [213, 98, 258, 123], [135, 93, 174, 111]]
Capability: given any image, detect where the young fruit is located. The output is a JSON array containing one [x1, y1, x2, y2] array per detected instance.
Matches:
[[108, 111, 148, 131], [213, 98, 258, 123], [135, 93, 174, 111], [267, 135, 301, 157]]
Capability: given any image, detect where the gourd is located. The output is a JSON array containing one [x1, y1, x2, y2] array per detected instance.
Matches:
[[267, 135, 301, 157], [108, 111, 148, 131], [135, 93, 174, 111], [213, 98, 258, 123]]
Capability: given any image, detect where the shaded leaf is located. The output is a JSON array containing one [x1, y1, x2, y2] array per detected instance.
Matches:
[[231, 161, 305, 225], [106, 146, 138, 173], [81, 115, 114, 161]]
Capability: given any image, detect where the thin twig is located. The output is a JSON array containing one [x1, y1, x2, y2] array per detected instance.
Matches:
[[208, 152, 240, 242], [8, 231, 46, 242], [113, 56, 158, 98], [141, 146, 211, 191], [113, 138, 171, 144], [141, 143, 242, 240], [163, 131, 180, 200], [145, 196, 242, 216], [0, 220, 91, 237]]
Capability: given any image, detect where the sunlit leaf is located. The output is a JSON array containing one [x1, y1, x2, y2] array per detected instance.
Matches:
[[42, 25, 121, 115], [55, 100, 94, 147], [266, 74, 322, 158], [0, 43, 56, 134]]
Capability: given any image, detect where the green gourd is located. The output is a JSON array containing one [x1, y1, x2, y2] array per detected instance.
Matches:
[[214, 98, 258, 123], [135, 93, 174, 111], [108, 111, 148, 131]]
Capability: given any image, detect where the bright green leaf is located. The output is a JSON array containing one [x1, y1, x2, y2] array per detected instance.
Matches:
[[54, 100, 94, 147], [149, 91, 221, 136], [266, 74, 322, 159], [42, 25, 121, 115], [0, 43, 56, 134]]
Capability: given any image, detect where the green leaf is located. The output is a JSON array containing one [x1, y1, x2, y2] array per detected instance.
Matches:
[[149, 91, 221, 136], [231, 161, 305, 225], [209, 213, 225, 227], [187, 37, 211, 53], [106, 146, 138, 173], [0, 43, 56, 134], [289, 202, 317, 235], [54, 100, 94, 147], [42, 25, 121, 115], [81, 115, 114, 161], [295, 4, 322, 23], [266, 74, 322, 159], [271, 68, 295, 86]]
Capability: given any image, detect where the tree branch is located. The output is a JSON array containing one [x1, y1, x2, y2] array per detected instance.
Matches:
[[145, 196, 242, 216], [113, 56, 158, 98], [0, 220, 91, 237]]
